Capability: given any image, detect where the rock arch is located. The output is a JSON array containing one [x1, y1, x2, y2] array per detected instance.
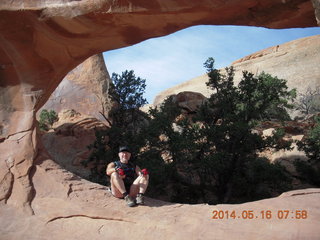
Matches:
[[0, 1, 319, 238]]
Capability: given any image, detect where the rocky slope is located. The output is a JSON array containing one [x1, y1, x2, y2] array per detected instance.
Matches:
[[154, 35, 320, 106], [1, 152, 320, 240], [0, 1, 319, 239]]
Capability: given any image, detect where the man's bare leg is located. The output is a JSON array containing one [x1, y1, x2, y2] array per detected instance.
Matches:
[[130, 175, 149, 204], [110, 172, 136, 207], [110, 172, 127, 198]]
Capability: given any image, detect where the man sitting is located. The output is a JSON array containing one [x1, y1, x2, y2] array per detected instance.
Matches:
[[106, 146, 149, 207]]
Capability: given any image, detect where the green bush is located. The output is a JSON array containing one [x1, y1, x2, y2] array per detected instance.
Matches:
[[297, 116, 320, 162], [294, 159, 320, 186], [39, 109, 58, 131], [295, 116, 320, 187], [134, 58, 295, 204], [84, 70, 149, 184]]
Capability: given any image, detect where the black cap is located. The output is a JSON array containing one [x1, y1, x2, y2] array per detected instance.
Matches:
[[119, 146, 131, 153]]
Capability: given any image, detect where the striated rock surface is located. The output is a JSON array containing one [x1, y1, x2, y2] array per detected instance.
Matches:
[[0, 1, 319, 239], [154, 35, 320, 106], [41, 109, 109, 179], [231, 35, 320, 96], [39, 54, 114, 122]]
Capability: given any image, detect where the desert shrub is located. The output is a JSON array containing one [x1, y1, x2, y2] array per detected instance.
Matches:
[[297, 116, 320, 161], [39, 109, 58, 131], [135, 58, 295, 204], [294, 116, 320, 187], [296, 86, 320, 115], [294, 159, 320, 186]]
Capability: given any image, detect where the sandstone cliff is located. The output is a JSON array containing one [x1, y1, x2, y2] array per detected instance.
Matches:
[[154, 35, 320, 106], [39, 54, 114, 122], [1, 1, 319, 239]]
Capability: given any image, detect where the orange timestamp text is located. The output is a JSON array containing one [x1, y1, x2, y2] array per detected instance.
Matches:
[[212, 210, 308, 220]]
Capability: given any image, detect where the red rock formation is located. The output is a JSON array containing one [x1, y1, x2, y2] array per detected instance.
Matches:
[[39, 53, 114, 122], [0, 1, 319, 239], [154, 35, 320, 106], [41, 110, 109, 179]]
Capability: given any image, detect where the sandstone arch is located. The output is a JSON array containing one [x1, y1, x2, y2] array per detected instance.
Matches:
[[0, 1, 320, 239]]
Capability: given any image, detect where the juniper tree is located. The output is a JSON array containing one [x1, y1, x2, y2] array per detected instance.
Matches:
[[138, 58, 296, 204], [84, 70, 148, 184]]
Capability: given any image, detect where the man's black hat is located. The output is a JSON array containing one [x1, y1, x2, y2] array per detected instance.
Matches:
[[119, 146, 131, 153]]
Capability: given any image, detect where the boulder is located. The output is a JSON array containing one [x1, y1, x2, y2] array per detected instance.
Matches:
[[171, 91, 207, 113], [41, 110, 109, 179]]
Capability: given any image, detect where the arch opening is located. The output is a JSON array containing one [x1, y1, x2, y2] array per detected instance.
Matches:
[[38, 24, 320, 204]]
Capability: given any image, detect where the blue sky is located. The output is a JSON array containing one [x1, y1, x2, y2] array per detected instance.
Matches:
[[103, 25, 320, 104]]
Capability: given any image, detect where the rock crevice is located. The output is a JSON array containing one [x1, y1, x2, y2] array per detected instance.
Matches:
[[46, 215, 136, 224]]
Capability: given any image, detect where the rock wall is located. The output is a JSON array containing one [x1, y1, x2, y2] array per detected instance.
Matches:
[[312, 0, 320, 24], [0, 1, 319, 239], [154, 35, 320, 106], [41, 110, 109, 179], [39, 53, 114, 122]]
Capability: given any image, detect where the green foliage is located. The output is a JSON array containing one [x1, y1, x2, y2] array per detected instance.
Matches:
[[294, 116, 320, 187], [141, 58, 294, 204], [108, 70, 148, 136], [39, 109, 58, 131], [227, 157, 290, 202], [111, 70, 147, 109], [297, 116, 320, 162], [204, 58, 296, 122], [82, 130, 110, 185], [84, 70, 149, 184], [294, 159, 320, 186], [107, 69, 149, 147], [198, 58, 295, 202], [110, 70, 147, 111]]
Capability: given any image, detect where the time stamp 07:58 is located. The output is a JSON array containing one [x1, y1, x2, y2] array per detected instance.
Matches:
[[212, 210, 308, 220]]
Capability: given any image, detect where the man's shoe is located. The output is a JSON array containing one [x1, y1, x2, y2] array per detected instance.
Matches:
[[124, 195, 136, 207], [136, 194, 144, 205]]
